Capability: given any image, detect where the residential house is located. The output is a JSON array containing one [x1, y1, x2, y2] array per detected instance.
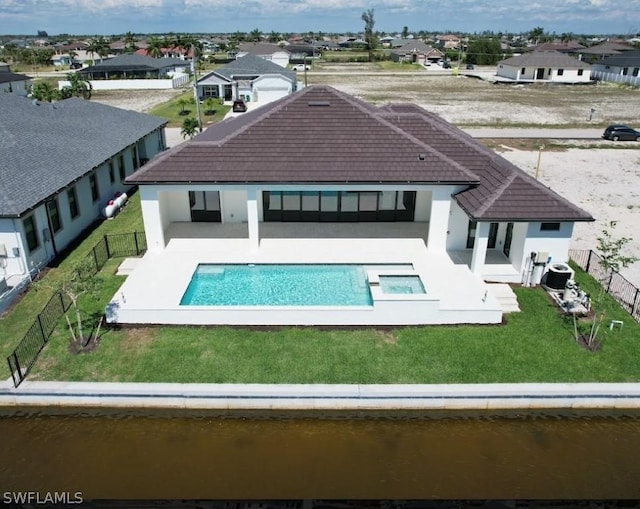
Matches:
[[576, 41, 636, 63], [236, 43, 291, 68], [135, 46, 194, 60], [531, 41, 586, 54], [591, 51, 640, 86], [196, 54, 298, 104], [0, 70, 30, 96], [0, 94, 167, 312], [111, 86, 593, 326], [79, 54, 190, 80], [435, 34, 461, 49], [0, 61, 10, 72], [496, 51, 592, 83], [391, 41, 444, 65], [282, 44, 321, 62]]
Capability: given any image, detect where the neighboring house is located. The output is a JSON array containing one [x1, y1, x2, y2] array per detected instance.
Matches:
[[0, 61, 10, 72], [282, 44, 320, 61], [0, 94, 167, 312], [0, 70, 31, 96], [112, 86, 593, 326], [391, 41, 444, 65], [532, 41, 585, 54], [591, 51, 640, 86], [576, 41, 636, 63], [435, 34, 461, 49], [195, 54, 298, 104], [236, 43, 291, 68], [496, 51, 592, 83], [134, 46, 194, 59], [79, 54, 190, 79]]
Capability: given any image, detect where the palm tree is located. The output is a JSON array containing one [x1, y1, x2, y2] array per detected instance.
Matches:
[[146, 36, 164, 58], [30, 81, 60, 102], [268, 31, 281, 43], [123, 31, 138, 53], [249, 29, 262, 43], [181, 117, 200, 139], [63, 72, 92, 100], [87, 36, 110, 62]]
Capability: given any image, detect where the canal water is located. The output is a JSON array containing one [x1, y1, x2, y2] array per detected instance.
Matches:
[[1, 407, 640, 500]]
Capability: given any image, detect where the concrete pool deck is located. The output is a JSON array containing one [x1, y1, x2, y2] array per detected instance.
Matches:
[[106, 223, 508, 326], [3, 379, 640, 411]]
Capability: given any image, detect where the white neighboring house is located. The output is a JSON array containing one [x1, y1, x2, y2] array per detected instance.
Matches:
[[0, 94, 167, 313], [497, 51, 592, 83], [110, 86, 594, 327], [236, 42, 291, 68], [0, 70, 31, 96], [591, 51, 640, 87], [196, 54, 299, 104]]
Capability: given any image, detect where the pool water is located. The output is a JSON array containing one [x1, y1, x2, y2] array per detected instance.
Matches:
[[180, 264, 374, 306], [379, 275, 426, 294]]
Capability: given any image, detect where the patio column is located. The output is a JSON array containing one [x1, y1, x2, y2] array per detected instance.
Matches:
[[139, 186, 166, 251], [427, 187, 452, 252], [470, 221, 489, 275], [247, 189, 259, 249]]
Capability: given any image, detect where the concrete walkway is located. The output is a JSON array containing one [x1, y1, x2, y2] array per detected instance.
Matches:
[[462, 128, 604, 139], [2, 379, 640, 411]]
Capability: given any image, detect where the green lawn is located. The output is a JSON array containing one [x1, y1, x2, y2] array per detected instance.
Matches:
[[4, 192, 640, 385], [147, 90, 231, 128]]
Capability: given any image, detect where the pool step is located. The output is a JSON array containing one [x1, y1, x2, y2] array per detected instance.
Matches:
[[487, 283, 520, 313]]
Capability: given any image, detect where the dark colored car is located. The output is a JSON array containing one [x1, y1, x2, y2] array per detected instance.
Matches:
[[69, 62, 82, 69], [232, 99, 247, 113], [465, 63, 475, 70], [602, 125, 640, 141]]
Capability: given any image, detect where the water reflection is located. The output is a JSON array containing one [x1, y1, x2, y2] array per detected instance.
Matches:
[[1, 408, 639, 499]]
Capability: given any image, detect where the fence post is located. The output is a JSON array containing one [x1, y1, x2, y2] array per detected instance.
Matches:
[[633, 289, 640, 317], [37, 314, 47, 342], [8, 353, 21, 387], [586, 250, 593, 272], [104, 235, 111, 259], [92, 247, 99, 271], [134, 232, 140, 255]]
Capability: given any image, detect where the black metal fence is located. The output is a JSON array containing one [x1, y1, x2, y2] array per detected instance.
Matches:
[[569, 249, 640, 323], [6, 232, 146, 387]]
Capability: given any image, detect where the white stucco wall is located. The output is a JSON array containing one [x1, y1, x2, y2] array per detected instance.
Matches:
[[222, 191, 248, 222], [0, 218, 28, 280], [0, 79, 30, 96], [446, 200, 471, 250], [252, 75, 293, 104], [509, 222, 528, 274], [520, 222, 574, 269], [497, 64, 591, 82], [165, 191, 191, 222], [414, 190, 432, 221]]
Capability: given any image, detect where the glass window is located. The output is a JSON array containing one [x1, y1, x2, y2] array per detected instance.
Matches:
[[577, 69, 583, 76], [359, 192, 378, 211], [23, 215, 39, 253], [633, 68, 639, 77], [622, 67, 629, 76], [133, 146, 140, 169], [301, 191, 319, 211], [67, 187, 79, 218], [521, 67, 525, 74], [89, 173, 99, 202], [320, 192, 338, 211], [282, 192, 300, 210], [396, 191, 408, 210], [466, 220, 477, 249], [46, 198, 62, 233], [108, 161, 114, 183], [118, 154, 126, 181], [557, 69, 564, 76], [540, 222, 561, 231], [379, 191, 396, 210], [340, 192, 358, 212], [268, 192, 282, 210]]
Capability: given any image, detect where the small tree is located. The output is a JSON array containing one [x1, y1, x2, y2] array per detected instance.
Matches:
[[37, 258, 104, 353], [31, 80, 60, 102], [177, 97, 190, 115], [203, 97, 218, 115], [181, 117, 200, 139], [575, 221, 638, 350]]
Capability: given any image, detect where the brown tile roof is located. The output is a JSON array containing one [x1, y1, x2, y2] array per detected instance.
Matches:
[[129, 85, 593, 223]]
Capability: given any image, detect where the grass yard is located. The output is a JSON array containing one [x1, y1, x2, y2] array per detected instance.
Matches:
[[147, 90, 231, 128]]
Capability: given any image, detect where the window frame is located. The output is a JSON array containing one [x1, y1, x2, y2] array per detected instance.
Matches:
[[22, 214, 39, 253], [67, 186, 80, 219], [89, 173, 99, 202], [540, 222, 561, 231], [46, 197, 63, 233]]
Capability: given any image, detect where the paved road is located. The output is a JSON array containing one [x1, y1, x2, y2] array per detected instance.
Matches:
[[462, 128, 605, 139]]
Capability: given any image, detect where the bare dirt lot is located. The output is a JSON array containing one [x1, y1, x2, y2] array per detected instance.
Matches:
[[94, 72, 640, 287]]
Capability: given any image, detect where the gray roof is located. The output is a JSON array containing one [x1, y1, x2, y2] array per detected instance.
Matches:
[[579, 41, 636, 55], [237, 42, 290, 56], [80, 54, 189, 74], [391, 41, 441, 55], [207, 54, 296, 82], [0, 94, 167, 217], [499, 51, 591, 69], [128, 86, 592, 223], [598, 51, 640, 67], [0, 71, 30, 84]]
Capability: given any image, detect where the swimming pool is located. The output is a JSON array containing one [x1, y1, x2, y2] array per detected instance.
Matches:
[[379, 275, 426, 294], [180, 264, 377, 306]]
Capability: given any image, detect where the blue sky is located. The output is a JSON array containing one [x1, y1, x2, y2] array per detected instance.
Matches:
[[1, 0, 639, 36]]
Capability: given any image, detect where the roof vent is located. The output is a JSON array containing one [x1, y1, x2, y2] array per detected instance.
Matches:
[[418, 153, 426, 161], [307, 101, 330, 107]]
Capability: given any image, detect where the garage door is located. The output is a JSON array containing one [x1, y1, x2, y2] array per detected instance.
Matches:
[[254, 88, 289, 104]]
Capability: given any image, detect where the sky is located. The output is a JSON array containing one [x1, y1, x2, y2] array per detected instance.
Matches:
[[0, 0, 639, 37]]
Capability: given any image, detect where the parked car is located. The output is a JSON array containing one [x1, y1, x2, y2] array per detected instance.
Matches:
[[232, 99, 247, 113], [69, 62, 82, 69], [465, 63, 475, 70], [292, 64, 310, 71], [602, 125, 640, 141]]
